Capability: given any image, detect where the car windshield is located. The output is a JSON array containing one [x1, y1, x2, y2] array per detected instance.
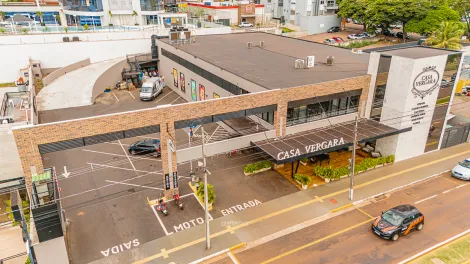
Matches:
[[382, 210, 405, 226], [141, 87, 152, 93], [459, 160, 470, 169]]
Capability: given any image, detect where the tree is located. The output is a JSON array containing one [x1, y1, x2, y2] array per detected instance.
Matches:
[[406, 5, 460, 35], [196, 183, 215, 205], [55, 14, 61, 25], [368, 0, 431, 42], [337, 0, 369, 31], [449, 0, 470, 37], [0, 11, 5, 22], [132, 10, 138, 25], [426, 21, 464, 50], [36, 11, 44, 26]]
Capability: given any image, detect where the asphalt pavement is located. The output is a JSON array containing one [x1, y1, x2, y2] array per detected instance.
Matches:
[[216, 172, 470, 264]]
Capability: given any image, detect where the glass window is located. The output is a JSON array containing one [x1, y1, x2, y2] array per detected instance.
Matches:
[[339, 97, 348, 111], [186, 62, 193, 71], [349, 95, 359, 109], [193, 65, 202, 76], [212, 75, 223, 87], [202, 70, 212, 81], [179, 58, 187, 68]]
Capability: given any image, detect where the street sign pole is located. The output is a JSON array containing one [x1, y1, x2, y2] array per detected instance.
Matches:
[[349, 116, 358, 201], [201, 127, 210, 250], [167, 138, 175, 197]]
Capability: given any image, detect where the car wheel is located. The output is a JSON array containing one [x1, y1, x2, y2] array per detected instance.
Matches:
[[391, 233, 399, 241], [130, 150, 136, 155], [416, 223, 424, 231]]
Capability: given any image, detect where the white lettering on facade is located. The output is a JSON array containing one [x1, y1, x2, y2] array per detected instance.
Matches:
[[221, 199, 262, 216], [277, 137, 345, 160], [101, 239, 140, 257]]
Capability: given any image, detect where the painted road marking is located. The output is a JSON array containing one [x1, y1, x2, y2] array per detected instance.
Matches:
[[101, 239, 140, 257], [456, 183, 469, 188], [118, 139, 136, 170], [314, 196, 324, 203], [170, 96, 181, 104], [113, 92, 120, 102], [128, 91, 136, 100], [260, 219, 375, 264], [439, 175, 461, 185], [82, 149, 161, 162], [220, 200, 262, 216], [88, 163, 162, 175], [356, 207, 374, 219], [105, 180, 164, 190], [173, 218, 205, 233], [228, 252, 239, 264], [415, 194, 438, 204], [206, 125, 220, 143], [154, 90, 173, 104], [151, 204, 173, 236], [132, 148, 470, 264]]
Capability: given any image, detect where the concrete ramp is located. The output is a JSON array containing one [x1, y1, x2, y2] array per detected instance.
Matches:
[[37, 57, 125, 111]]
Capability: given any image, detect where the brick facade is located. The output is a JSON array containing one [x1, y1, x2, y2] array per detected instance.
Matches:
[[13, 75, 371, 195]]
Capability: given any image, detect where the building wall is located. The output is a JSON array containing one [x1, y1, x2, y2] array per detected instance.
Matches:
[[92, 58, 128, 101], [42, 58, 91, 86], [33, 236, 69, 264], [299, 15, 340, 35]]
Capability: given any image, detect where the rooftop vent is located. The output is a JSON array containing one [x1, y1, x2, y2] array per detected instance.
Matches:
[[247, 42, 253, 49], [260, 40, 264, 47], [326, 56, 334, 66], [294, 59, 305, 69], [306, 56, 315, 68]]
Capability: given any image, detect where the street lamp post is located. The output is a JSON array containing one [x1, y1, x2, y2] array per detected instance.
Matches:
[[201, 127, 210, 250]]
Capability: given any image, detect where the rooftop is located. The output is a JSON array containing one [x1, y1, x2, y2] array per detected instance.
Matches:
[[162, 32, 371, 89], [380, 46, 459, 59]]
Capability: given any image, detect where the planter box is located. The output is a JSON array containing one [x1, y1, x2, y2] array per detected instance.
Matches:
[[340, 174, 350, 179], [244, 167, 271, 176]]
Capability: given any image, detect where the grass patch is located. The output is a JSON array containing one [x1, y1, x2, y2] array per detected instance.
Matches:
[[0, 82, 15, 88], [340, 40, 377, 49], [281, 27, 295, 33], [410, 232, 470, 264], [436, 96, 451, 105], [244, 160, 272, 173]]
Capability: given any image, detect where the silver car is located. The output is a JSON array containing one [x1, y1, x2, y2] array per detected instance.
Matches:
[[451, 158, 470, 180]]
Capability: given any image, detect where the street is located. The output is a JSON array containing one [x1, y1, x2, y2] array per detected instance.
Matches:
[[215, 172, 470, 264]]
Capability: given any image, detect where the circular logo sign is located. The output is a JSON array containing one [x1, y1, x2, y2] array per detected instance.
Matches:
[[412, 66, 440, 99], [245, 5, 253, 13]]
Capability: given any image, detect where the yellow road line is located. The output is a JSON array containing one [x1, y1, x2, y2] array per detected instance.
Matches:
[[229, 242, 246, 251], [356, 207, 375, 219], [438, 175, 461, 185], [260, 219, 374, 264], [330, 203, 353, 213], [426, 141, 438, 146], [133, 148, 470, 264]]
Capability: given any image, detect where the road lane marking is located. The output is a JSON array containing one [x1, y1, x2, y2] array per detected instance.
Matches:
[[170, 96, 181, 104], [105, 180, 164, 190], [356, 207, 374, 219], [151, 204, 172, 236], [118, 139, 136, 170], [456, 183, 469, 188], [260, 219, 375, 264], [439, 175, 461, 185], [206, 125, 220, 143], [442, 188, 454, 194], [133, 148, 470, 264], [415, 194, 438, 204], [128, 91, 136, 99], [87, 162, 162, 175], [314, 196, 324, 202], [154, 90, 173, 104], [82, 149, 161, 161], [228, 252, 240, 264], [113, 92, 120, 102]]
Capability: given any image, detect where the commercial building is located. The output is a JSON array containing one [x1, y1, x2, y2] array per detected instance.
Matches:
[[186, 2, 266, 26], [11, 32, 466, 199]]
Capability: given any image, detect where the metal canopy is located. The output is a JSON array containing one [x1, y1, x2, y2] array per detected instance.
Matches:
[[252, 119, 411, 164]]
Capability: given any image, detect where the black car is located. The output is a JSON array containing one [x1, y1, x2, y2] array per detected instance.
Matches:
[[128, 139, 161, 156], [372, 204, 424, 241], [451, 73, 457, 82], [383, 28, 396, 37], [395, 32, 410, 40], [327, 26, 340, 33]]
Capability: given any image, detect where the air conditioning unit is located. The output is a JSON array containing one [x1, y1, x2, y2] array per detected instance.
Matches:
[[247, 42, 253, 48], [294, 59, 305, 69], [306, 56, 315, 68], [260, 40, 265, 47], [326, 56, 334, 66]]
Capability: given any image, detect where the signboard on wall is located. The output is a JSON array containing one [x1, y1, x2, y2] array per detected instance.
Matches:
[[191, 80, 197, 101], [173, 69, 178, 88], [199, 84, 205, 101], [165, 173, 170, 190], [180, 72, 185, 93], [412, 66, 440, 99], [213, 93, 220, 99], [245, 5, 253, 13], [173, 172, 178, 188]]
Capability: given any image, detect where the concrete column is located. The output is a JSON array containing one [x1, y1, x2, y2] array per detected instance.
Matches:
[[160, 122, 178, 199], [274, 100, 288, 137], [13, 130, 44, 194], [59, 9, 67, 27], [363, 52, 381, 119]]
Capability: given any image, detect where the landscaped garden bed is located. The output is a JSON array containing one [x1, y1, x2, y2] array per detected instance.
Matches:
[[243, 160, 272, 176]]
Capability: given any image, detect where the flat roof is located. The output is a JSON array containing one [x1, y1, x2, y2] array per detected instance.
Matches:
[[380, 46, 458, 59], [162, 32, 371, 89]]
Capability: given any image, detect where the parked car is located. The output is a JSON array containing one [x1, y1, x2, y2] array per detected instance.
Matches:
[[353, 20, 363, 25], [372, 204, 424, 241], [395, 32, 410, 39], [383, 28, 396, 37], [128, 139, 161, 156], [140, 77, 163, 101], [332, 36, 344, 42], [451, 158, 470, 180], [390, 22, 402, 29], [363, 32, 376, 38], [327, 26, 341, 33], [348, 34, 363, 39], [238, 21, 253, 27], [324, 38, 336, 44], [451, 73, 457, 82]]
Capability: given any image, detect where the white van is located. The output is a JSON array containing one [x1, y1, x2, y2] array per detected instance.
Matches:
[[140, 77, 163, 101]]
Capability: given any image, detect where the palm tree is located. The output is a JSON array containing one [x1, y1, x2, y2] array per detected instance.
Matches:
[[0, 11, 5, 22], [35, 11, 44, 26], [426, 21, 464, 50], [132, 10, 138, 25]]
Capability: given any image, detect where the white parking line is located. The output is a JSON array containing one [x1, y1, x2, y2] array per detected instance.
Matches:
[[82, 149, 161, 162], [206, 125, 220, 143], [154, 90, 173, 104], [87, 162, 162, 175], [103, 142, 130, 146], [415, 194, 438, 204], [105, 180, 164, 190], [118, 139, 136, 170], [228, 252, 239, 264], [112, 92, 120, 102], [151, 204, 173, 236], [170, 96, 181, 104], [128, 91, 136, 99]]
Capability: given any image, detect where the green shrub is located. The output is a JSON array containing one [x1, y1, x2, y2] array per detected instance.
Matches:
[[377, 157, 387, 165], [314, 166, 334, 178], [25, 257, 31, 264], [386, 155, 395, 163], [83, 24, 89, 31], [301, 157, 308, 163], [243, 160, 272, 173], [334, 166, 350, 178], [196, 183, 215, 204], [0, 28, 5, 34], [294, 174, 311, 185]]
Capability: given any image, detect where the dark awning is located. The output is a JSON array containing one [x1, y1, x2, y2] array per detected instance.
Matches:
[[252, 119, 411, 164]]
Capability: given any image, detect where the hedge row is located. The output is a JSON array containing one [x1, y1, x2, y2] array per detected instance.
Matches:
[[243, 160, 272, 173], [314, 155, 395, 180]]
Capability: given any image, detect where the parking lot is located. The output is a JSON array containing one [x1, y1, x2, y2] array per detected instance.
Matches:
[[42, 123, 296, 264]]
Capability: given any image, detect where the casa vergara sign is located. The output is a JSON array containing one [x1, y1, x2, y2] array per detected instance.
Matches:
[[412, 66, 440, 99], [276, 137, 345, 160]]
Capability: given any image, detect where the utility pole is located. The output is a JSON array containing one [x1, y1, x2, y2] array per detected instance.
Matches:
[[349, 116, 358, 201], [201, 127, 210, 249], [189, 127, 193, 178]]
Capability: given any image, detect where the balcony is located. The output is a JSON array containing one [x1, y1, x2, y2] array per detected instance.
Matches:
[[325, 3, 338, 9]]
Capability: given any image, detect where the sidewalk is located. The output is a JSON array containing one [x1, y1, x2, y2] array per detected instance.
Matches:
[[90, 143, 470, 264]]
